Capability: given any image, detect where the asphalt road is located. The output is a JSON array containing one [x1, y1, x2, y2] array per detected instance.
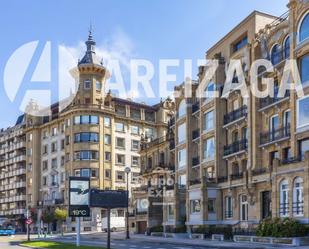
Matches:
[[0, 242, 25, 249]]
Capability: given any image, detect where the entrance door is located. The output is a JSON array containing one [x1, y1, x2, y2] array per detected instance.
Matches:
[[261, 191, 271, 219], [137, 221, 147, 234]]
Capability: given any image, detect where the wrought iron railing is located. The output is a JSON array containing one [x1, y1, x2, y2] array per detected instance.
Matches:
[[279, 203, 289, 216], [224, 105, 247, 125], [230, 172, 243, 180], [260, 90, 290, 109], [224, 139, 248, 156], [292, 201, 304, 215], [260, 125, 290, 145]]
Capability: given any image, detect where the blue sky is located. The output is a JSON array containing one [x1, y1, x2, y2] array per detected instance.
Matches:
[[0, 0, 287, 128]]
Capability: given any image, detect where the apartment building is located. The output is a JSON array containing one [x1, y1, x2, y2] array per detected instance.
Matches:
[[128, 99, 175, 234], [0, 115, 27, 232], [159, 0, 309, 232], [23, 32, 173, 232]]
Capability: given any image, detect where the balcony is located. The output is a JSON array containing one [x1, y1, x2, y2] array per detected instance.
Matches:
[[217, 176, 228, 183], [224, 105, 247, 125], [192, 102, 200, 114], [259, 90, 290, 110], [252, 168, 268, 176], [230, 172, 243, 180], [192, 129, 200, 140], [189, 179, 201, 186], [192, 157, 200, 167], [260, 125, 290, 145], [223, 139, 248, 157], [281, 156, 302, 165]]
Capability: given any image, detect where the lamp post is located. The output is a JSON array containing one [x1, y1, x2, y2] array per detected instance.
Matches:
[[124, 166, 131, 239]]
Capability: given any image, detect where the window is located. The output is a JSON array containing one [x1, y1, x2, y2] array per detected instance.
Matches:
[[116, 171, 125, 182], [205, 82, 215, 99], [284, 36, 290, 59], [233, 36, 248, 53], [104, 117, 111, 127], [204, 110, 214, 131], [116, 137, 125, 148], [104, 134, 111, 145], [280, 179, 289, 217], [299, 138, 309, 159], [74, 132, 99, 143], [271, 44, 281, 65], [51, 158, 57, 168], [190, 200, 201, 214], [283, 110, 291, 128], [297, 96, 309, 128], [43, 176, 47, 186], [293, 177, 304, 216], [240, 195, 248, 221], [167, 204, 174, 220], [208, 199, 216, 213], [270, 151, 279, 165], [43, 145, 48, 154], [178, 99, 186, 118], [74, 115, 98, 125], [131, 140, 139, 151], [131, 125, 139, 135], [178, 148, 186, 169], [225, 196, 233, 219], [42, 161, 48, 171], [61, 139, 65, 150], [61, 156, 65, 166], [145, 127, 154, 138], [96, 81, 101, 91], [84, 80, 91, 89], [283, 147, 292, 161], [105, 152, 111, 161], [270, 114, 279, 138], [203, 137, 215, 160], [51, 142, 57, 152], [116, 154, 125, 165], [177, 123, 186, 143], [105, 169, 111, 179], [178, 174, 186, 188], [299, 12, 309, 43], [300, 55, 309, 84], [52, 127, 57, 136], [115, 122, 125, 132], [74, 151, 99, 161], [132, 156, 139, 166]]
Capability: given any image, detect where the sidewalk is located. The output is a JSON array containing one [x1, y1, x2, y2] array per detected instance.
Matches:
[[63, 232, 309, 249]]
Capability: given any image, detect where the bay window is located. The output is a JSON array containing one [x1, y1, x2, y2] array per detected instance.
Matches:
[[203, 137, 215, 161], [177, 123, 186, 144]]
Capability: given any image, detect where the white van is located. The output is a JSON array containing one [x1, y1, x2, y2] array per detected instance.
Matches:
[[102, 210, 125, 232]]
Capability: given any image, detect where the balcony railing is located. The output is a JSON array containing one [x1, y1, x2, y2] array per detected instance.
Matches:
[[192, 102, 200, 113], [217, 176, 228, 183], [259, 90, 290, 109], [292, 201, 304, 215], [224, 139, 248, 156], [189, 179, 201, 186], [279, 203, 289, 216], [192, 129, 200, 140], [192, 157, 200, 166], [260, 125, 290, 145], [281, 156, 302, 165], [224, 105, 247, 125], [230, 172, 243, 180], [252, 168, 268, 176], [225, 211, 233, 219]]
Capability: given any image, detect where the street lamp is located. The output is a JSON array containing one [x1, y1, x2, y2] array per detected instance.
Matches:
[[124, 166, 131, 239]]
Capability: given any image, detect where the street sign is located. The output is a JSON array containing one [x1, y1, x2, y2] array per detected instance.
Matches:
[[89, 189, 128, 208], [25, 218, 33, 225], [69, 177, 90, 217]]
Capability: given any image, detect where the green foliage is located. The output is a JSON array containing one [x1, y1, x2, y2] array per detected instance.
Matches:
[[173, 225, 187, 233], [150, 225, 163, 233], [54, 208, 68, 221], [41, 210, 55, 224], [191, 225, 233, 240], [256, 217, 309, 238], [21, 241, 106, 249]]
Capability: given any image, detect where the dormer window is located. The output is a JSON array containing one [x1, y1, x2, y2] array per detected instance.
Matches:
[[84, 80, 91, 89]]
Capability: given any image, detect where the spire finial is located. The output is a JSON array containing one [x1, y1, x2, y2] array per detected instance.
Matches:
[[88, 22, 94, 41]]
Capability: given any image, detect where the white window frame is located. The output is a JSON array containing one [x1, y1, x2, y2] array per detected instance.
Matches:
[[240, 195, 248, 221], [297, 10, 309, 44], [293, 177, 304, 217], [280, 179, 289, 217]]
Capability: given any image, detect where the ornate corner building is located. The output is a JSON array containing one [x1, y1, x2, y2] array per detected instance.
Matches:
[[128, 0, 309, 234]]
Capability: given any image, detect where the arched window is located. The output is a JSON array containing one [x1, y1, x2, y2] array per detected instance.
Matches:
[[279, 179, 289, 217], [177, 99, 186, 118], [293, 177, 304, 216], [271, 44, 281, 65], [299, 12, 309, 43], [283, 36, 290, 59]]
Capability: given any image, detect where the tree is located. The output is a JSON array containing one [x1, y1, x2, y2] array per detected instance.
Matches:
[[41, 209, 55, 233], [54, 208, 68, 236]]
